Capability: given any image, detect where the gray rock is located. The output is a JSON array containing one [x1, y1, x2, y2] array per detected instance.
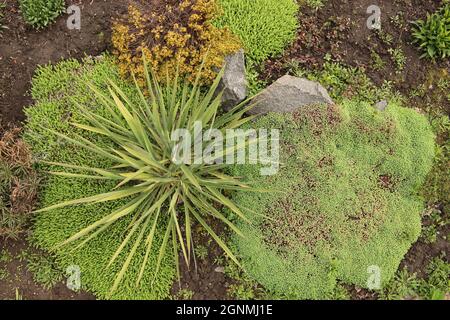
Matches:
[[374, 100, 388, 111], [249, 75, 334, 115], [218, 49, 247, 111]]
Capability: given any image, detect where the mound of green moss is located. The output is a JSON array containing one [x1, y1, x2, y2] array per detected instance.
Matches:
[[230, 101, 435, 299], [215, 0, 299, 93], [24, 56, 175, 300], [216, 0, 299, 64]]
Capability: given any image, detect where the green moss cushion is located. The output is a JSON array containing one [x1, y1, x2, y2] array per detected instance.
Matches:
[[216, 0, 299, 64], [230, 101, 435, 299], [215, 0, 299, 94]]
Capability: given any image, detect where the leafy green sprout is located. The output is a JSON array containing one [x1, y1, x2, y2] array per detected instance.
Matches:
[[388, 47, 407, 72], [19, 0, 65, 29], [412, 4, 450, 60], [304, 0, 326, 10], [370, 50, 386, 71], [0, 249, 13, 263], [34, 57, 261, 295], [26, 253, 63, 290]]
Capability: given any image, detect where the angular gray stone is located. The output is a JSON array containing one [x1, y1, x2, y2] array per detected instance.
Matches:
[[374, 100, 388, 111], [249, 75, 334, 115], [218, 49, 247, 111]]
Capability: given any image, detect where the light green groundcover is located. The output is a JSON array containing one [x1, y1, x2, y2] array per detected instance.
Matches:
[[230, 101, 435, 299], [24, 56, 175, 300], [215, 0, 299, 94], [216, 0, 299, 64]]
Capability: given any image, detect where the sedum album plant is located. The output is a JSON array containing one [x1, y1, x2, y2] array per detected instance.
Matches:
[[35, 57, 257, 294]]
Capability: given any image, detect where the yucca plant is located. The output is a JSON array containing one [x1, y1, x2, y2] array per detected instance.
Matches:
[[35, 57, 260, 294], [412, 4, 450, 60]]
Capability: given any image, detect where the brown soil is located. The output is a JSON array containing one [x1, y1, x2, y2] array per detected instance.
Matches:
[[171, 220, 235, 300], [401, 217, 450, 278], [0, 0, 128, 125], [0, 237, 95, 300]]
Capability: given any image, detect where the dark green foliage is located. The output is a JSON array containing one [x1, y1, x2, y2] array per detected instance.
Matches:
[[419, 257, 450, 299], [380, 257, 450, 300], [19, 0, 65, 29], [412, 4, 450, 60], [26, 252, 63, 290], [230, 101, 435, 299], [24, 56, 175, 299], [421, 115, 450, 212], [420, 205, 449, 244]]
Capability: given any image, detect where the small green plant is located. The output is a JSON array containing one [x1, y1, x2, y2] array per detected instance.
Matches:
[[194, 245, 209, 261], [173, 288, 195, 300], [388, 47, 407, 72], [26, 253, 63, 290], [304, 0, 326, 10], [391, 12, 405, 29], [228, 283, 257, 300], [412, 4, 450, 60], [421, 115, 450, 213], [0, 267, 8, 280], [15, 250, 29, 262], [370, 50, 386, 71], [0, 249, 13, 263], [225, 257, 267, 300], [377, 30, 394, 46], [19, 0, 65, 29], [409, 83, 427, 99], [34, 57, 257, 295], [420, 206, 449, 244], [327, 283, 351, 300], [379, 268, 420, 300], [380, 257, 450, 300], [293, 56, 401, 104], [418, 257, 450, 299]]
